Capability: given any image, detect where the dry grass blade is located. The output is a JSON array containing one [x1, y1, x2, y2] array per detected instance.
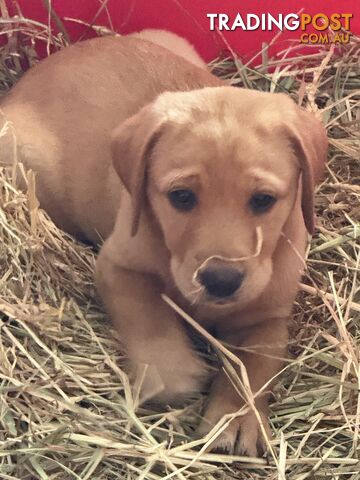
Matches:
[[0, 10, 359, 480]]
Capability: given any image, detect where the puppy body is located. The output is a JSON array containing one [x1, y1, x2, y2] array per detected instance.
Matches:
[[1, 36, 219, 242], [128, 29, 207, 70], [1, 35, 327, 455]]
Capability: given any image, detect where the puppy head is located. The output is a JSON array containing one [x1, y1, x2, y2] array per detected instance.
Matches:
[[112, 87, 327, 309]]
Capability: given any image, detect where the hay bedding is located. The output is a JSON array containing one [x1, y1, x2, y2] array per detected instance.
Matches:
[[0, 8, 359, 480]]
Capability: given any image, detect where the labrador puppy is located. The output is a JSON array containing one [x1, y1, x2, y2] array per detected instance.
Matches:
[[0, 34, 328, 455]]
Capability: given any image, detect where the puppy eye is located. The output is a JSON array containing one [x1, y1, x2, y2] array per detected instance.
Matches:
[[167, 189, 197, 211], [249, 193, 277, 214]]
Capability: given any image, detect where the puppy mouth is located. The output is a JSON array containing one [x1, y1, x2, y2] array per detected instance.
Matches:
[[182, 284, 240, 307], [207, 296, 237, 306], [201, 292, 239, 307]]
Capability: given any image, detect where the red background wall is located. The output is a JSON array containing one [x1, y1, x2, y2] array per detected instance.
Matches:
[[6, 0, 360, 61]]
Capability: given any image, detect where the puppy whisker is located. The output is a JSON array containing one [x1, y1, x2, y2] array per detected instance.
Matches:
[[184, 285, 204, 304], [191, 288, 204, 306]]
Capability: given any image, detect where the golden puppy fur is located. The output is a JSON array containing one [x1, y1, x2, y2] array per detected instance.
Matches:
[[128, 29, 207, 69], [0, 34, 328, 455]]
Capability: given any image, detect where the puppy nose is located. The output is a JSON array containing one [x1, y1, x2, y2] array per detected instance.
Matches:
[[198, 266, 243, 298]]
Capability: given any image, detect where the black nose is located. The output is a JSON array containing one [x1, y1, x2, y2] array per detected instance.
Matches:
[[198, 266, 244, 298]]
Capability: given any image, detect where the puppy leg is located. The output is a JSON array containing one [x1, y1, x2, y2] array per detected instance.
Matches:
[[197, 319, 288, 456], [96, 248, 208, 404]]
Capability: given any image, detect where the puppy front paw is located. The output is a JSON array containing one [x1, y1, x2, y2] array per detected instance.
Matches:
[[131, 343, 210, 405], [196, 406, 271, 456]]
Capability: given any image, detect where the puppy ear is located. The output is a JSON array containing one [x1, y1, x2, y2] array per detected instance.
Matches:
[[111, 105, 164, 236], [288, 108, 328, 235]]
